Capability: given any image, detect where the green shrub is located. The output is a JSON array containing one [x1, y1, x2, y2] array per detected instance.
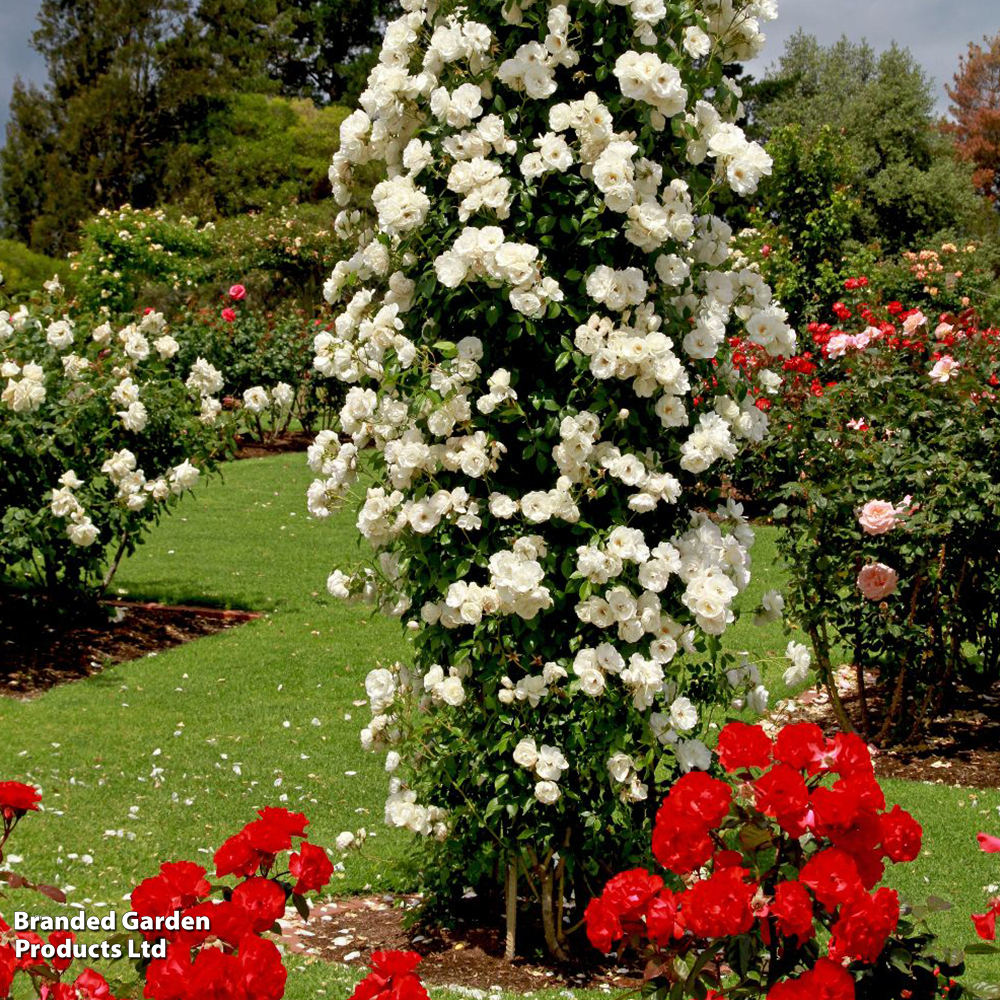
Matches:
[[0, 240, 75, 299]]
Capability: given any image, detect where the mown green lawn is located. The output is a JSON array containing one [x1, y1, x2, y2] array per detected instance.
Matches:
[[2, 455, 998, 996]]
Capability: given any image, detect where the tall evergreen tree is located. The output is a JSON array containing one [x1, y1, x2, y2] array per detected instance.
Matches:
[[1, 0, 221, 252]]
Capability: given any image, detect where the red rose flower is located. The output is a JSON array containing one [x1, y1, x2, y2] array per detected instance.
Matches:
[[185, 900, 252, 950], [753, 764, 809, 831], [232, 878, 286, 933], [645, 889, 681, 946], [652, 802, 714, 875], [681, 867, 757, 939], [584, 896, 621, 953], [716, 722, 774, 772], [879, 805, 922, 863], [978, 832, 1000, 853], [0, 781, 42, 818], [828, 887, 900, 964], [48, 931, 75, 972], [713, 849, 744, 869], [131, 861, 211, 935], [350, 951, 428, 1000], [768, 957, 855, 1000], [239, 933, 287, 1000], [827, 733, 874, 778], [602, 868, 663, 919], [15, 932, 46, 970], [668, 772, 733, 828], [70, 968, 115, 999], [800, 848, 865, 910], [811, 782, 865, 835], [143, 942, 193, 1000], [229, 284, 247, 301], [289, 842, 333, 894], [221, 308, 237, 323], [185, 946, 244, 1000], [973, 899, 999, 941], [214, 830, 260, 879], [770, 880, 815, 942], [0, 943, 15, 999], [256, 807, 308, 841]]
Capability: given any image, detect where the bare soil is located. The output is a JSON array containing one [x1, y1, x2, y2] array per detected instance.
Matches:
[[233, 431, 314, 460], [767, 666, 1000, 789], [279, 894, 641, 994], [0, 596, 258, 698]]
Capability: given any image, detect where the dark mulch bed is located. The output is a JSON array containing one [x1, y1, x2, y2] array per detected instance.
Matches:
[[770, 668, 1000, 789], [0, 597, 259, 698], [234, 431, 314, 460], [280, 895, 640, 994]]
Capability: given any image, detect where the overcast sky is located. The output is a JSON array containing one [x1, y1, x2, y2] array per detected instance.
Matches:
[[1, 0, 998, 140]]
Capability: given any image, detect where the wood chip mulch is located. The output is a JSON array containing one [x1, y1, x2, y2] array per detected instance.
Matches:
[[766, 666, 1000, 789], [233, 431, 314, 460], [0, 597, 259, 698], [278, 895, 640, 995]]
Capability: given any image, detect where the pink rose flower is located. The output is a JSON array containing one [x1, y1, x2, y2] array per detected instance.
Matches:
[[858, 500, 899, 535], [929, 355, 960, 383], [903, 310, 927, 335], [229, 284, 247, 301], [826, 333, 852, 359], [858, 563, 899, 601]]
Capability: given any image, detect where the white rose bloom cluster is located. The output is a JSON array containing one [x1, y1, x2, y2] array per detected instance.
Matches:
[[310, 0, 796, 941], [512, 738, 570, 804], [1, 360, 46, 412], [241, 382, 294, 417], [784, 640, 813, 687], [1, 295, 225, 581]]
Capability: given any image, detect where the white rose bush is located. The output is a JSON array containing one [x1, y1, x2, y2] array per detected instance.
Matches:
[[309, 0, 799, 957], [0, 281, 232, 606]]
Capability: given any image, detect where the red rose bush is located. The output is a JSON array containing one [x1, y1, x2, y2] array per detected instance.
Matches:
[[1, 780, 333, 1000], [585, 722, 965, 999], [734, 283, 1000, 742]]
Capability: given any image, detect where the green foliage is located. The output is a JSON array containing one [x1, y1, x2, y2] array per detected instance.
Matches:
[[737, 125, 863, 323], [751, 32, 990, 256], [0, 0, 389, 253], [73, 206, 216, 313], [169, 301, 345, 436], [164, 95, 354, 218], [0, 240, 75, 299], [72, 202, 352, 314]]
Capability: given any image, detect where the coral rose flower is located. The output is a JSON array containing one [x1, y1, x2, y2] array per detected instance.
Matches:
[[857, 500, 899, 535], [857, 563, 898, 600], [929, 355, 960, 383]]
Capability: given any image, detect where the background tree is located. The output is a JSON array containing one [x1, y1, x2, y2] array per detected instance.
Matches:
[[0, 0, 222, 253], [194, 0, 402, 106], [946, 32, 1000, 205], [751, 31, 988, 253], [0, 0, 394, 254]]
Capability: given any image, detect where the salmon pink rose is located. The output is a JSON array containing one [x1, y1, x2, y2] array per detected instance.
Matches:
[[857, 500, 898, 535], [929, 355, 960, 383], [857, 563, 898, 600]]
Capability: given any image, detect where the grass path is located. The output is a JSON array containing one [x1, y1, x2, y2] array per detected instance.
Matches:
[[2, 455, 998, 995]]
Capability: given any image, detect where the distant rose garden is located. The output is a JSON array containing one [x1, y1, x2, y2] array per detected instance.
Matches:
[[1, 1, 1000, 999]]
